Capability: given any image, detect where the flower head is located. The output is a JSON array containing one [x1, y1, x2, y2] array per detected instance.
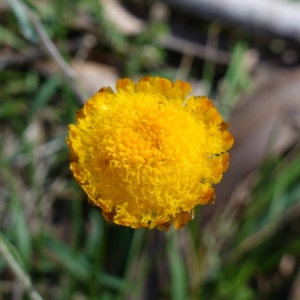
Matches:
[[67, 76, 234, 230]]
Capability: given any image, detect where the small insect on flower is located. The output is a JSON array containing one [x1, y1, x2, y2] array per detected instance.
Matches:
[[67, 76, 234, 230]]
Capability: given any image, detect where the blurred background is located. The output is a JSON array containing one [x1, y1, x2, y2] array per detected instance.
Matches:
[[1, 0, 300, 299]]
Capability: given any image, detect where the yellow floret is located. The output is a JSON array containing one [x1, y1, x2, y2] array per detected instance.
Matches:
[[67, 76, 234, 230]]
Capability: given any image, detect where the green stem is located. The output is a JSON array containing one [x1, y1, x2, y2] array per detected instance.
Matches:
[[116, 229, 145, 300], [0, 232, 43, 300]]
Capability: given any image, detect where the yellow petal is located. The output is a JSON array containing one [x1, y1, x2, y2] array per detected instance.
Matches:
[[76, 108, 85, 120], [222, 131, 234, 151], [168, 80, 192, 100], [221, 152, 230, 172], [98, 87, 114, 94], [204, 107, 223, 125], [208, 156, 223, 184], [136, 76, 154, 93], [116, 78, 135, 93], [200, 187, 215, 205], [173, 210, 194, 229], [153, 77, 172, 96]]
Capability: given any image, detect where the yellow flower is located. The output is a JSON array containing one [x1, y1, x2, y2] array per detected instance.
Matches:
[[67, 76, 234, 230]]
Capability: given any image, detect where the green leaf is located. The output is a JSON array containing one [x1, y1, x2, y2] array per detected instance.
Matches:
[[30, 75, 61, 113], [84, 209, 104, 258], [167, 231, 188, 300], [0, 232, 26, 271], [40, 234, 123, 289], [0, 101, 26, 118], [5, 177, 32, 269], [0, 25, 28, 49], [6, 0, 37, 42]]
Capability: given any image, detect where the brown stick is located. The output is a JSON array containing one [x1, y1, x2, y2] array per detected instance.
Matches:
[[12, 0, 87, 105], [165, 0, 300, 42]]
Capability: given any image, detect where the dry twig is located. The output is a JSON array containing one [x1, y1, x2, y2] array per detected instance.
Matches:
[[0, 234, 43, 300], [10, 0, 87, 105], [165, 0, 300, 42]]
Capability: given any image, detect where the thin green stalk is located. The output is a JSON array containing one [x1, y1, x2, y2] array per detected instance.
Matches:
[[167, 229, 188, 300], [0, 232, 43, 300], [116, 229, 145, 300]]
